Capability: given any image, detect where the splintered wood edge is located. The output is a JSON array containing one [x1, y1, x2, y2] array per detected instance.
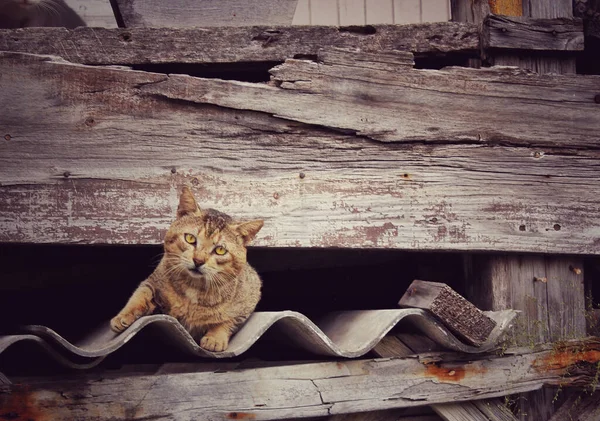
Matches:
[[399, 280, 497, 347]]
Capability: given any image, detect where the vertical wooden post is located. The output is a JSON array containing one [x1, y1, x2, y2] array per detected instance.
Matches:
[[465, 255, 586, 420], [451, 1, 586, 420]]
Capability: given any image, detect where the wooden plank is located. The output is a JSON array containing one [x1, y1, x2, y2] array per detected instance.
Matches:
[[474, 401, 519, 421], [492, 0, 577, 74], [150, 48, 600, 147], [379, 331, 518, 421], [548, 391, 600, 421], [465, 255, 587, 421], [466, 256, 586, 346], [434, 402, 511, 421], [112, 0, 299, 27], [0, 23, 480, 65], [450, 0, 489, 23], [1, 52, 600, 252], [483, 16, 584, 51], [399, 280, 497, 347], [371, 335, 414, 357], [1, 338, 599, 420]]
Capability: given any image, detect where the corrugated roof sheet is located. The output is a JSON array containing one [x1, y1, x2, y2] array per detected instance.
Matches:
[[0, 309, 517, 369]]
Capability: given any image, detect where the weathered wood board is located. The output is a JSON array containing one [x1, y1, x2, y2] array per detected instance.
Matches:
[[1, 51, 600, 252], [0, 23, 479, 65], [1, 338, 598, 420], [399, 280, 497, 347], [483, 16, 584, 51]]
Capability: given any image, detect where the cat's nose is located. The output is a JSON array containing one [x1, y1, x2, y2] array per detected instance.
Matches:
[[193, 257, 205, 267]]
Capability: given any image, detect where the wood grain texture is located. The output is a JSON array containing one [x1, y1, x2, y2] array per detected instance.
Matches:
[[465, 255, 587, 421], [399, 280, 497, 347], [0, 23, 479, 65], [1, 338, 599, 420], [466, 256, 586, 345], [483, 16, 584, 51], [433, 402, 515, 421], [548, 391, 600, 421], [371, 331, 518, 421], [1, 52, 600, 252], [113, 0, 298, 27], [493, 0, 577, 74], [450, 0, 490, 23], [150, 48, 600, 147]]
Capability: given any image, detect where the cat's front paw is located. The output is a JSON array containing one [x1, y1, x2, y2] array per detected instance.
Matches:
[[200, 334, 229, 352], [110, 311, 139, 333]]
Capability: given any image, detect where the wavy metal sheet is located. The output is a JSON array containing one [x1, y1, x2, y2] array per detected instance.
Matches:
[[0, 309, 517, 369]]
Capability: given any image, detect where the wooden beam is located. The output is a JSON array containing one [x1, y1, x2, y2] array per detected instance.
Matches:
[[1, 338, 599, 420], [373, 333, 518, 421], [492, 0, 577, 74], [399, 280, 497, 347], [465, 255, 587, 421], [0, 23, 479, 66], [1, 51, 600, 252], [483, 16, 584, 51]]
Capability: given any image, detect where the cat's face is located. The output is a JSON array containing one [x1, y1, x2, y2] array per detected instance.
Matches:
[[162, 187, 263, 286]]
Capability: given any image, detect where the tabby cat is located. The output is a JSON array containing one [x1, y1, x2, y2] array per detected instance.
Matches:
[[0, 0, 86, 29], [111, 186, 263, 352]]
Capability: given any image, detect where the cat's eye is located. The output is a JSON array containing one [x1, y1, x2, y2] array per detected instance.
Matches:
[[214, 246, 227, 255], [184, 233, 197, 245]]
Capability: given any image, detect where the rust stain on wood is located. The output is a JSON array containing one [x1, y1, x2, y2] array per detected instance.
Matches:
[[227, 412, 257, 419], [533, 349, 600, 372], [488, 0, 522, 16], [0, 385, 49, 421], [422, 362, 486, 383]]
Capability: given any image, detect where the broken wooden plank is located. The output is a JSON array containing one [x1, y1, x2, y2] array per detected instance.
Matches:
[[112, 0, 298, 27], [399, 280, 497, 347], [0, 22, 479, 65], [1, 338, 599, 420], [150, 48, 600, 147], [377, 328, 517, 421], [483, 16, 584, 51], [1, 52, 600, 253]]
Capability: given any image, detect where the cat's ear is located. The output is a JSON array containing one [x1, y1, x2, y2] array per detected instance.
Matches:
[[232, 220, 264, 245], [177, 186, 203, 218]]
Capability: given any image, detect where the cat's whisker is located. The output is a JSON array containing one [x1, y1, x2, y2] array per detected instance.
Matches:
[[37, 0, 61, 18]]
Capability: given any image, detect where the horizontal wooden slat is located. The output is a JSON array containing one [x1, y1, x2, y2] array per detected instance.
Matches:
[[483, 16, 584, 51], [1, 338, 599, 420], [148, 48, 600, 147], [1, 52, 600, 252], [0, 22, 478, 66]]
